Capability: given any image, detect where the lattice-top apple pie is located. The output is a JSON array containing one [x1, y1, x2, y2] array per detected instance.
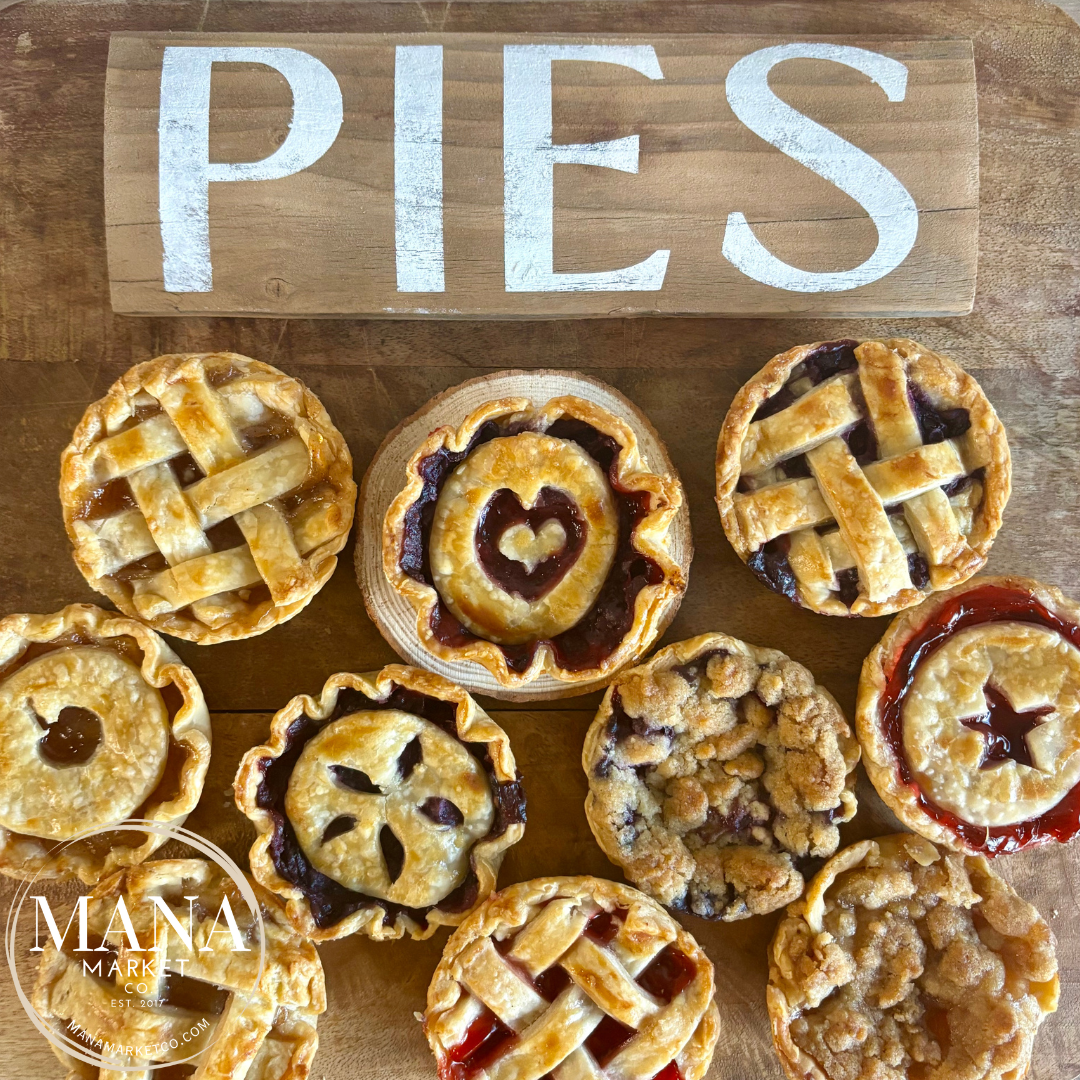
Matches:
[[716, 339, 1010, 617], [235, 664, 526, 941], [0, 604, 210, 883], [61, 352, 356, 643], [382, 391, 687, 689], [424, 876, 720, 1080]]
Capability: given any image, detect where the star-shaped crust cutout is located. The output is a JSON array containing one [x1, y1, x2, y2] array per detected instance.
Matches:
[[959, 684, 1054, 769]]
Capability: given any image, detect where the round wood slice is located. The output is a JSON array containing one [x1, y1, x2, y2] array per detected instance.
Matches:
[[356, 369, 693, 702]]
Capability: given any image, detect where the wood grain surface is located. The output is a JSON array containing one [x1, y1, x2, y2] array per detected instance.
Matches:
[[1, 1, 1080, 1079], [103, 31, 978, 318]]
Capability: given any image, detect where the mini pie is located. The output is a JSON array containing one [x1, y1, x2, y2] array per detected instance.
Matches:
[[716, 338, 1010, 617], [768, 834, 1058, 1080], [858, 575, 1080, 856], [0, 604, 210, 883], [235, 664, 526, 941], [33, 857, 325, 1080], [382, 392, 687, 688], [583, 633, 860, 921], [424, 876, 721, 1080], [60, 352, 356, 644]]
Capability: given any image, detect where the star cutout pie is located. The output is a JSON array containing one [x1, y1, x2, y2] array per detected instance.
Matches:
[[959, 684, 1054, 769]]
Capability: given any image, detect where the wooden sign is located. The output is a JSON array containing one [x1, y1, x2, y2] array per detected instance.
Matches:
[[104, 33, 978, 318]]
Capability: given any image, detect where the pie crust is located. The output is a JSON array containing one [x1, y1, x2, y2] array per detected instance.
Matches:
[[382, 392, 686, 689], [858, 575, 1080, 856], [0, 604, 210, 884], [716, 339, 1010, 617], [235, 664, 526, 941], [424, 875, 721, 1080], [33, 858, 325, 1080], [583, 633, 859, 921], [60, 352, 356, 644], [767, 834, 1058, 1080]]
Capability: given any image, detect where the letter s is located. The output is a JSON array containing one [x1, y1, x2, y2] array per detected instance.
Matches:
[[723, 43, 918, 292]]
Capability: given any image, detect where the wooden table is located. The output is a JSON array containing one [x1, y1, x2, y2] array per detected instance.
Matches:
[[1, 2, 1079, 1079]]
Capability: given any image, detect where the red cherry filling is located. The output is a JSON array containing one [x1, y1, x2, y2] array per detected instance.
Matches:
[[879, 583, 1080, 854], [441, 907, 696, 1077], [475, 487, 586, 602]]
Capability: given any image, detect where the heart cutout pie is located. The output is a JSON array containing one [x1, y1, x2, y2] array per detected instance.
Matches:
[[476, 487, 585, 601]]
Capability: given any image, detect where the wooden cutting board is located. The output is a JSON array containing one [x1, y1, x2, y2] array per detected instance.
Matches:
[[1, 2, 1080, 1080]]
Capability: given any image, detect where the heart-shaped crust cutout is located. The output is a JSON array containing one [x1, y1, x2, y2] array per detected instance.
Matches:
[[476, 487, 586, 602]]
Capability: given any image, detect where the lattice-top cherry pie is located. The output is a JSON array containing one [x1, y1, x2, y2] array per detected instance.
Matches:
[[235, 664, 526, 941], [60, 352, 356, 643], [768, 834, 1058, 1080], [0, 604, 210, 883], [33, 858, 325, 1080], [383, 392, 686, 689], [716, 339, 1010, 616], [424, 876, 720, 1080], [583, 633, 859, 921], [858, 575, 1080, 856]]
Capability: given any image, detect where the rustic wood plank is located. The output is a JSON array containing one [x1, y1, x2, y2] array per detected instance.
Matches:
[[0, 1, 1077, 369], [103, 31, 978, 318]]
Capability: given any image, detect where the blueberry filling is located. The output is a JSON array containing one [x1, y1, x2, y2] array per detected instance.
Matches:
[[593, 690, 674, 778], [751, 340, 859, 422], [909, 385, 971, 444], [746, 537, 800, 605], [399, 417, 665, 674], [835, 567, 861, 608], [255, 684, 526, 931]]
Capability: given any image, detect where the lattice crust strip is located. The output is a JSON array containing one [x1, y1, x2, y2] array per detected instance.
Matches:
[[718, 338, 1009, 616], [32, 860, 325, 1080], [61, 353, 355, 643], [426, 879, 721, 1080]]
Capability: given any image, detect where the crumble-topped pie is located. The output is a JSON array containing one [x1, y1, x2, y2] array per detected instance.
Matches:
[[60, 352, 356, 644], [858, 575, 1080, 856], [33, 858, 325, 1080], [0, 604, 210, 883], [235, 664, 526, 941], [382, 391, 687, 689], [582, 633, 859, 921], [716, 339, 1010, 617], [768, 834, 1058, 1080], [424, 876, 720, 1080]]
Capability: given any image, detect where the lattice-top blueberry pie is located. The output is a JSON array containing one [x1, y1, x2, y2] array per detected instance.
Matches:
[[0, 604, 210, 883], [858, 575, 1080, 856], [235, 664, 526, 941], [382, 391, 687, 689], [716, 339, 1010, 616], [424, 876, 720, 1080], [583, 633, 859, 921], [768, 834, 1058, 1080], [61, 352, 356, 643]]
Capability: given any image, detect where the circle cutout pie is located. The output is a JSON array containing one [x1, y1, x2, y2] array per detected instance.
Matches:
[[235, 664, 526, 941], [768, 834, 1058, 1080], [60, 352, 356, 643], [583, 633, 859, 921], [716, 338, 1010, 616], [424, 876, 720, 1080], [32, 858, 325, 1080], [858, 575, 1080, 855], [0, 604, 210, 883], [381, 385, 687, 690]]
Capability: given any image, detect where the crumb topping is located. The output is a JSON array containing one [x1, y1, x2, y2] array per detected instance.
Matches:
[[770, 835, 1058, 1080], [584, 635, 860, 920]]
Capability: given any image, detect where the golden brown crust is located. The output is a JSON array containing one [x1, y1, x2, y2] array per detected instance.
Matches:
[[767, 835, 1058, 1080], [716, 338, 1011, 618], [0, 604, 210, 884], [424, 875, 721, 1080], [382, 390, 686, 688], [234, 664, 525, 941], [33, 858, 325, 1080], [583, 633, 859, 921], [60, 352, 356, 644], [857, 575, 1080, 854]]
